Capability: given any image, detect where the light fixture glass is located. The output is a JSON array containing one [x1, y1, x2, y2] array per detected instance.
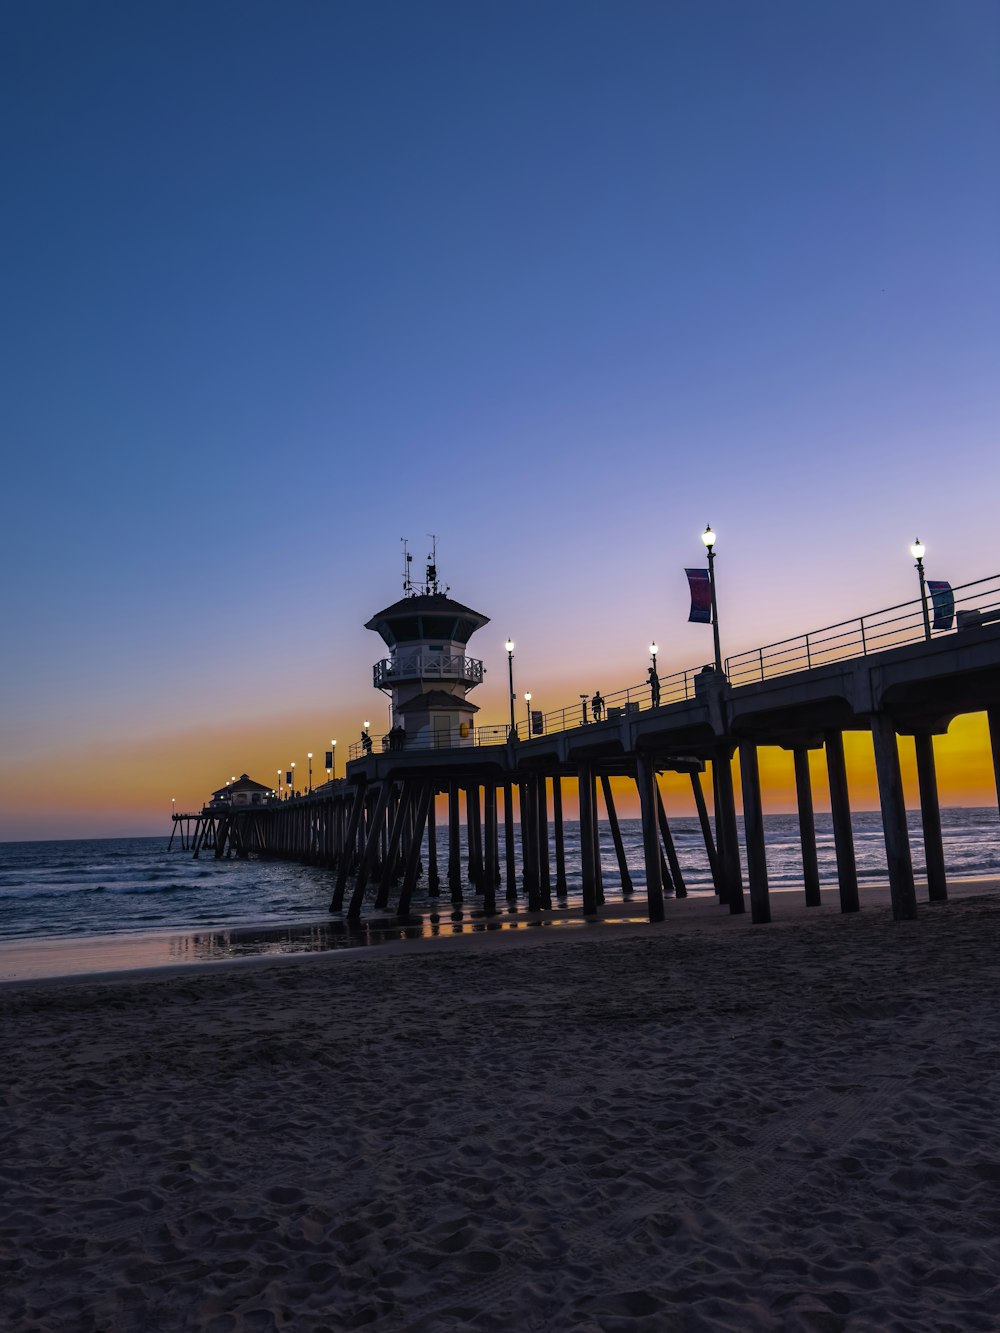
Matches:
[[701, 525, 716, 548], [649, 642, 658, 656], [911, 539, 925, 560], [505, 639, 514, 653]]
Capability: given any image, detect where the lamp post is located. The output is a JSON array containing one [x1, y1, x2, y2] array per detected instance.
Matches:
[[171, 796, 176, 819], [290, 761, 296, 796], [525, 691, 532, 735], [307, 752, 313, 794], [505, 639, 515, 734], [701, 524, 723, 673], [650, 642, 658, 669], [331, 738, 337, 780], [911, 539, 932, 641], [277, 769, 282, 800], [580, 693, 589, 724]]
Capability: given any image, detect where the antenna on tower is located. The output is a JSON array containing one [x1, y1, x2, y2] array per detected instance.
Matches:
[[426, 533, 438, 594], [400, 538, 414, 596]]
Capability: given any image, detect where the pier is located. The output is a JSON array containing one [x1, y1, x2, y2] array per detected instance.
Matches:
[[172, 568, 1000, 928]]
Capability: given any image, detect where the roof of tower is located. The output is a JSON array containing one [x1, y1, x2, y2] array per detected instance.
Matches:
[[397, 689, 480, 714], [364, 592, 489, 648]]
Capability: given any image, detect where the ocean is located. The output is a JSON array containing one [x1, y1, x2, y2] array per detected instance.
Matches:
[[2, 808, 998, 948]]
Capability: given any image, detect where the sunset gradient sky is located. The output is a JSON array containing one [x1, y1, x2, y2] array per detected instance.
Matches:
[[1, 1, 998, 839]]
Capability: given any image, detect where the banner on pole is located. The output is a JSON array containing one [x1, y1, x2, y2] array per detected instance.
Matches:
[[927, 580, 954, 631], [286, 772, 293, 786], [531, 709, 544, 735], [325, 751, 333, 768], [685, 568, 712, 623]]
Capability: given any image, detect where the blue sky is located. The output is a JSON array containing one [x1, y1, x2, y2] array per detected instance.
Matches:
[[1, 1, 997, 834]]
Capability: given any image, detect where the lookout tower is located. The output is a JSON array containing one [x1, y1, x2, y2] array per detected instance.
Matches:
[[365, 540, 489, 749]]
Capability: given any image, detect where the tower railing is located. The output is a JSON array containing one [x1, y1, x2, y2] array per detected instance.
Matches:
[[373, 653, 484, 688]]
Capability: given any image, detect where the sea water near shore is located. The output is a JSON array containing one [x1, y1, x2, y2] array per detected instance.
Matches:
[[2, 807, 998, 945]]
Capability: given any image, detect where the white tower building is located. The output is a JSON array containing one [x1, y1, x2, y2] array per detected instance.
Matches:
[[365, 544, 489, 750]]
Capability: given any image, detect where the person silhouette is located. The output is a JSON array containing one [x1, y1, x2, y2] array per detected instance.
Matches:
[[361, 729, 373, 755], [592, 691, 605, 722], [648, 665, 660, 708]]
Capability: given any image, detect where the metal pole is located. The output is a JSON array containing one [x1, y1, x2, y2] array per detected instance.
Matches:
[[916, 555, 932, 641], [507, 648, 515, 734], [707, 545, 723, 672]]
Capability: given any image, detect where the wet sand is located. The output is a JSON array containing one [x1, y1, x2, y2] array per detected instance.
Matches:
[[5, 886, 1000, 1331]]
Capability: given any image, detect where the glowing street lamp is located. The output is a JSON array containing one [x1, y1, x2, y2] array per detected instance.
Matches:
[[171, 796, 176, 819], [331, 738, 337, 780], [524, 691, 532, 735], [307, 752, 313, 794], [505, 639, 516, 734], [290, 761, 296, 796], [701, 524, 723, 673], [649, 642, 658, 668], [277, 769, 282, 800], [911, 539, 932, 641]]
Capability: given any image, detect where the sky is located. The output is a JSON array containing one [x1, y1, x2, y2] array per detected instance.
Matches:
[[1, 0, 998, 839]]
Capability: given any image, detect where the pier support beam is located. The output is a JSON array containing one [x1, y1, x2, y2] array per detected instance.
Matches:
[[824, 730, 860, 914], [601, 775, 633, 896], [520, 780, 540, 910], [536, 778, 552, 909], [690, 771, 721, 893], [871, 713, 918, 921], [635, 753, 665, 923], [482, 783, 498, 917], [578, 766, 599, 916], [331, 782, 366, 911], [655, 778, 686, 898], [503, 782, 518, 904], [375, 781, 410, 910], [739, 742, 771, 924], [714, 748, 745, 915], [397, 784, 433, 916], [348, 781, 393, 920], [426, 792, 439, 895], [793, 747, 822, 906], [914, 731, 947, 902], [466, 786, 483, 890], [988, 708, 1000, 822], [552, 776, 568, 899], [448, 783, 463, 905]]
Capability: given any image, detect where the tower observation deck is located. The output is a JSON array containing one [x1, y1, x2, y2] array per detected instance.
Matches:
[[365, 541, 489, 749]]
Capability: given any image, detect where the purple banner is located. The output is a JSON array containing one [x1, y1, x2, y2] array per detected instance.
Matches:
[[531, 710, 544, 735], [685, 568, 712, 623], [927, 580, 954, 631]]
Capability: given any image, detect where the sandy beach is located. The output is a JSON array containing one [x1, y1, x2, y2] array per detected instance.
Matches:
[[6, 890, 1000, 1332]]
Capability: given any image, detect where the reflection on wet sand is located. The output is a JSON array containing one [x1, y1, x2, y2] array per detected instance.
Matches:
[[165, 909, 616, 963]]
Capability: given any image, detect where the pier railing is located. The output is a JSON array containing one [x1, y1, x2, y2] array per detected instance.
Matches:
[[347, 663, 702, 759], [725, 572, 1000, 687]]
